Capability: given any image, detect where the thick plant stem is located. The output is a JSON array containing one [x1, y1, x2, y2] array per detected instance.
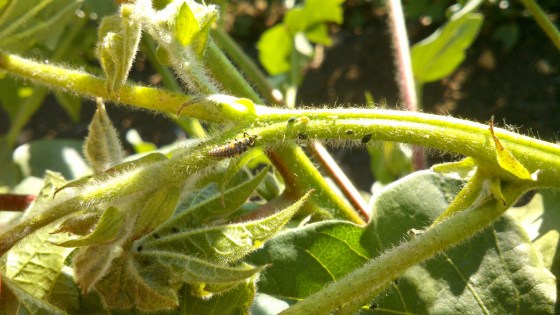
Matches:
[[281, 184, 524, 315], [268, 143, 364, 224], [386, 0, 425, 170], [0, 52, 191, 113], [519, 0, 560, 50], [1, 109, 559, 255]]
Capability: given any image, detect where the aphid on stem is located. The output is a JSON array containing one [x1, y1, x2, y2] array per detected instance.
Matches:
[[208, 132, 258, 158]]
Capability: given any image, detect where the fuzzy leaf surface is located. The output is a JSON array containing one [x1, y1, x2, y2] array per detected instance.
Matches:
[[0, 0, 81, 52], [248, 171, 556, 314], [141, 190, 314, 264], [182, 277, 256, 315], [161, 167, 268, 233], [367, 171, 555, 314], [83, 101, 124, 174], [0, 275, 67, 315], [97, 5, 141, 96]]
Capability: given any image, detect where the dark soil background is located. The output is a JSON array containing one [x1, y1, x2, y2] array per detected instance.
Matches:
[[1, 1, 558, 190]]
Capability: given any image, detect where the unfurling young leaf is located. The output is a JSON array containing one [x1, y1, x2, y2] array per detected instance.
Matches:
[[83, 98, 125, 174], [97, 4, 141, 96], [174, 2, 200, 46]]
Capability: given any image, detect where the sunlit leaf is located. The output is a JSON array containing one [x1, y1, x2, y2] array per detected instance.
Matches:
[[257, 24, 293, 75], [174, 2, 199, 46], [412, 13, 483, 83], [248, 171, 556, 313]]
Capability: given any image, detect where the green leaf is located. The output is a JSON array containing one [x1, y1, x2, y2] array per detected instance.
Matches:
[[304, 23, 331, 45], [220, 151, 265, 197], [141, 190, 314, 264], [148, 167, 266, 235], [191, 12, 216, 55], [13, 139, 90, 180], [247, 221, 367, 300], [138, 251, 264, 288], [411, 13, 483, 83], [182, 277, 256, 314], [257, 24, 293, 75], [304, 0, 345, 24], [248, 171, 556, 313], [132, 185, 181, 236], [93, 250, 180, 311], [1, 275, 67, 315], [174, 2, 200, 46], [509, 190, 560, 277], [83, 100, 125, 174], [54, 206, 124, 247], [284, 0, 344, 33], [97, 4, 142, 96], [4, 225, 75, 302], [0, 0, 82, 53], [367, 171, 555, 314]]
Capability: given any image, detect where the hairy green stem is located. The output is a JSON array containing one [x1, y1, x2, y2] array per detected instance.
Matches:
[[281, 183, 525, 314], [0, 52, 191, 113], [519, 0, 560, 50], [255, 112, 560, 187], [1, 108, 558, 256]]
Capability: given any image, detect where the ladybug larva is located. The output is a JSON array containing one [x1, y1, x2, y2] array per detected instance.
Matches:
[[208, 132, 258, 158]]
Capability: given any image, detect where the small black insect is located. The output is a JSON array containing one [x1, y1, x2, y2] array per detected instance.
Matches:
[[345, 130, 354, 135], [208, 132, 258, 158], [369, 303, 378, 310], [153, 233, 160, 239], [361, 133, 373, 144], [298, 133, 309, 140], [137, 245, 143, 252], [288, 117, 296, 123], [171, 227, 179, 233]]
